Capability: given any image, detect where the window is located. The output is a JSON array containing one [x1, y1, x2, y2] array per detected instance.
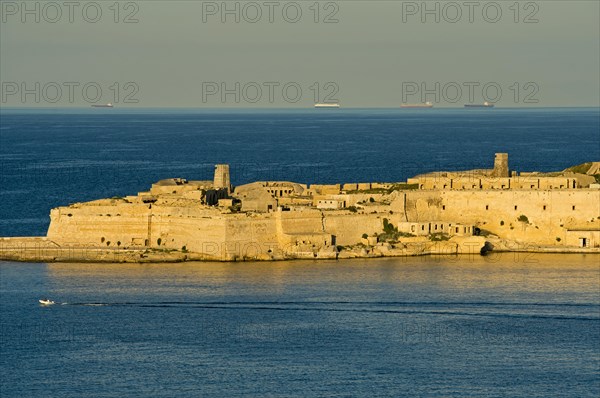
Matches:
[[543, 205, 546, 210], [485, 205, 489, 210], [442, 205, 446, 210], [572, 205, 576, 210], [514, 205, 518, 210]]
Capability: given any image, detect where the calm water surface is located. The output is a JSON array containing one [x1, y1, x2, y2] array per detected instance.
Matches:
[[1, 254, 599, 397]]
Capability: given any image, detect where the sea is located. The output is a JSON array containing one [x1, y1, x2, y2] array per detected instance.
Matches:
[[0, 108, 599, 397]]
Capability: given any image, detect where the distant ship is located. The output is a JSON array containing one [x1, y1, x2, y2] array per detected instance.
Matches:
[[464, 102, 494, 108], [91, 103, 114, 108], [314, 103, 340, 108], [401, 102, 433, 108]]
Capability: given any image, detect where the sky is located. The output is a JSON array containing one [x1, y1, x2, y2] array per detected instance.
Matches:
[[1, 0, 599, 107]]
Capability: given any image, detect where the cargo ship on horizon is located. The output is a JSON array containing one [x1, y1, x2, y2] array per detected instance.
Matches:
[[91, 103, 114, 108], [464, 102, 494, 108], [400, 102, 433, 108], [314, 103, 340, 108]]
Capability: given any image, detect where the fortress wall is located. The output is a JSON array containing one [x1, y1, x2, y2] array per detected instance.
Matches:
[[438, 190, 599, 224], [47, 204, 151, 248], [407, 176, 593, 190], [150, 214, 227, 258], [405, 190, 600, 245], [394, 191, 444, 222], [47, 203, 228, 256], [222, 211, 340, 259], [323, 213, 386, 246], [278, 210, 325, 235], [224, 215, 280, 259]]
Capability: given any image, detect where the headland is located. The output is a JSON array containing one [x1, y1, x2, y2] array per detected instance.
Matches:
[[1, 154, 599, 263]]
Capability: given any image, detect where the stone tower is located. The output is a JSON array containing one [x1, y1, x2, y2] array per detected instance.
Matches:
[[491, 153, 509, 177], [213, 164, 231, 192]]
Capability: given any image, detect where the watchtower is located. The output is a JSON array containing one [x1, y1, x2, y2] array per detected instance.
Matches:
[[213, 164, 231, 192], [491, 153, 509, 178]]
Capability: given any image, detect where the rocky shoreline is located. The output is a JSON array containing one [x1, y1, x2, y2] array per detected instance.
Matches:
[[1, 236, 597, 264]]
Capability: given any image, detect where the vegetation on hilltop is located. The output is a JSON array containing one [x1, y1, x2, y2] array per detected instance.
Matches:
[[564, 162, 593, 174], [563, 162, 600, 182]]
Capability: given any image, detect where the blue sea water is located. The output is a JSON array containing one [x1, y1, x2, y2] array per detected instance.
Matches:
[[0, 257, 599, 397], [0, 108, 599, 397]]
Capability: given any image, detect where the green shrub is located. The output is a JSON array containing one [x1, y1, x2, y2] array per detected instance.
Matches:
[[348, 206, 358, 213], [556, 237, 561, 242], [362, 233, 368, 239], [369, 197, 375, 203], [517, 215, 529, 223], [383, 218, 398, 234]]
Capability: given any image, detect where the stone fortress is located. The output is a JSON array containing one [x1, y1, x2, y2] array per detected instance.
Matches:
[[1, 154, 599, 262]]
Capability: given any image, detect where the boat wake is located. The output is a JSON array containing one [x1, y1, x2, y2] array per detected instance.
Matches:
[[49, 300, 600, 321]]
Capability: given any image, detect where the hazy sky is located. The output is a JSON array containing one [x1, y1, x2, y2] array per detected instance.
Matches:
[[1, 0, 599, 107]]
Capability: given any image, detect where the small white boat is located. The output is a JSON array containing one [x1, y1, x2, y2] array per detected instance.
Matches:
[[39, 299, 55, 306], [314, 103, 340, 108]]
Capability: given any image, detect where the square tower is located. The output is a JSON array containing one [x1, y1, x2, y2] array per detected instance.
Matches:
[[491, 153, 509, 177], [213, 164, 231, 192]]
